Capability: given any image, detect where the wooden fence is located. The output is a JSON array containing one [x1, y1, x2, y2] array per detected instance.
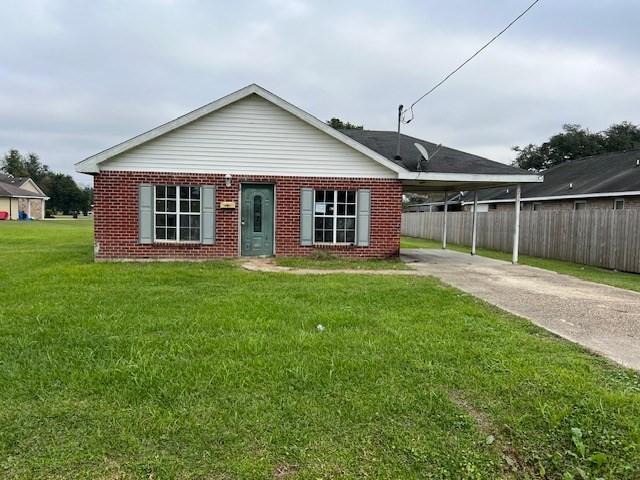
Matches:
[[401, 210, 640, 273]]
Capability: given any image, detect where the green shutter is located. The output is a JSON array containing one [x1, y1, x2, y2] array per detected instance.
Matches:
[[138, 184, 153, 243], [356, 189, 371, 247], [300, 188, 314, 246], [201, 186, 216, 245], [139, 184, 153, 244]]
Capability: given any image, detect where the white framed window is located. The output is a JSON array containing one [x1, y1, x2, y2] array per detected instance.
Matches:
[[614, 198, 624, 210], [313, 190, 357, 244], [574, 200, 587, 211], [154, 185, 201, 242]]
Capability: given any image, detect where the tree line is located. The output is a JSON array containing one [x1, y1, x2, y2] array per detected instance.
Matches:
[[512, 121, 640, 171], [1, 149, 92, 216]]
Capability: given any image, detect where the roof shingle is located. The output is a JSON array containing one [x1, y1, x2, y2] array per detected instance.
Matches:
[[339, 129, 531, 176], [0, 175, 47, 198], [465, 149, 640, 202]]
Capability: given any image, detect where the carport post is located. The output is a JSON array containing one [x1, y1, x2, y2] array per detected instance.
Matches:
[[442, 191, 448, 249], [471, 191, 478, 255], [512, 184, 521, 264]]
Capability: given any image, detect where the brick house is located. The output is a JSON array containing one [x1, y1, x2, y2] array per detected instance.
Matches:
[[75, 84, 540, 261], [460, 150, 640, 212]]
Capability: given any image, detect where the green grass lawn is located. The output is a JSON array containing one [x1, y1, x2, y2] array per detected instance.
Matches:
[[1, 221, 639, 479], [401, 236, 640, 293]]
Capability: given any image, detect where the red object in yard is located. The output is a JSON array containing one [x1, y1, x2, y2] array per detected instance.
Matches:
[[0, 211, 8, 220]]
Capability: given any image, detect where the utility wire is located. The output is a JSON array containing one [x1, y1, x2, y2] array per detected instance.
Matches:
[[402, 0, 541, 124]]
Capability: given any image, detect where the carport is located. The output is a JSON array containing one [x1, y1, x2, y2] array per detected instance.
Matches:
[[339, 130, 543, 263], [401, 172, 542, 263]]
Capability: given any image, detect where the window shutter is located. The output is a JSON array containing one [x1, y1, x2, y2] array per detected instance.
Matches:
[[300, 188, 314, 246], [356, 189, 371, 247], [201, 186, 216, 245], [139, 184, 153, 244]]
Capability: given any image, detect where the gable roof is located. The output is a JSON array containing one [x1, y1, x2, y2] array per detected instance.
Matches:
[[0, 177, 48, 198], [464, 149, 640, 203], [340, 129, 530, 176], [75, 84, 405, 175], [74, 83, 541, 189]]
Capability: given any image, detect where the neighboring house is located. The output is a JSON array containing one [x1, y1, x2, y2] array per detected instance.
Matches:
[[461, 150, 640, 211], [75, 84, 540, 260], [404, 193, 464, 212], [0, 174, 48, 220]]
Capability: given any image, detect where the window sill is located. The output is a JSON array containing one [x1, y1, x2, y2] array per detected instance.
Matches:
[[152, 241, 203, 246], [313, 242, 356, 247]]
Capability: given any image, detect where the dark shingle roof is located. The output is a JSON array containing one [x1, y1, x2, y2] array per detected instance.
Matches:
[[339, 129, 530, 176], [465, 149, 640, 202], [0, 173, 29, 185], [0, 175, 47, 198]]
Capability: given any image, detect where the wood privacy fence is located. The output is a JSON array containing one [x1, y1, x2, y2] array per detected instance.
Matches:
[[401, 210, 640, 273]]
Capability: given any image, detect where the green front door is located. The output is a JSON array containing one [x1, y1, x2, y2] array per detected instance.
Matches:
[[241, 184, 274, 256]]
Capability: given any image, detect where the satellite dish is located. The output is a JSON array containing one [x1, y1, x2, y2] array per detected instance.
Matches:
[[414, 143, 429, 161], [414, 143, 429, 171]]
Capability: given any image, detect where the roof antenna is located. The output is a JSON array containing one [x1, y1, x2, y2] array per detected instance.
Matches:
[[395, 104, 404, 160]]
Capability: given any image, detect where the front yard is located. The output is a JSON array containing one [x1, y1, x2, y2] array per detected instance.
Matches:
[[1, 220, 639, 479]]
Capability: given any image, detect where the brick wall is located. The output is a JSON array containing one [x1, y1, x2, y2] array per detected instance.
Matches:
[[94, 171, 403, 261], [29, 199, 44, 219]]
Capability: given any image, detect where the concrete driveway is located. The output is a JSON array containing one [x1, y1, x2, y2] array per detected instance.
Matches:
[[401, 248, 640, 371]]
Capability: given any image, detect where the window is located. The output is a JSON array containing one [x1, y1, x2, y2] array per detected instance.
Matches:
[[533, 202, 543, 211], [574, 200, 587, 211], [314, 190, 356, 244], [614, 198, 624, 210], [154, 185, 201, 242], [488, 204, 497, 210]]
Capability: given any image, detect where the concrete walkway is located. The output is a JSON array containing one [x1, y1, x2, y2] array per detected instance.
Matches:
[[402, 249, 640, 371], [241, 258, 417, 276]]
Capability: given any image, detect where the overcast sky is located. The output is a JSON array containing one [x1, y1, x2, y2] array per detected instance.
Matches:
[[2, 0, 639, 184]]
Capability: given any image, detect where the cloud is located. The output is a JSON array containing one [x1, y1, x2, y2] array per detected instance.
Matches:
[[0, 0, 638, 182]]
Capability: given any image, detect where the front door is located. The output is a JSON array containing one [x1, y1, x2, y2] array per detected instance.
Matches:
[[241, 184, 274, 256]]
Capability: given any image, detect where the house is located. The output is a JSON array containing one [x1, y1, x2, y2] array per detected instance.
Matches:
[[404, 193, 465, 213], [75, 84, 541, 260], [461, 149, 640, 211], [0, 174, 48, 220]]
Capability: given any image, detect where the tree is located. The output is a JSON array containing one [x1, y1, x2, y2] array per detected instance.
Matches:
[[80, 186, 93, 214], [1, 149, 50, 180], [1, 149, 28, 177], [23, 153, 50, 182], [601, 121, 640, 151], [512, 121, 640, 171], [326, 118, 363, 130], [2, 149, 88, 214], [40, 173, 85, 214]]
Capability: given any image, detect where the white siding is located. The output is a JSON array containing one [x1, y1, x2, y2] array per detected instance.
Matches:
[[101, 94, 395, 178]]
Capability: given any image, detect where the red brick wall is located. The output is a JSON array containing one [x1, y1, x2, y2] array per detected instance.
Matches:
[[94, 171, 402, 260]]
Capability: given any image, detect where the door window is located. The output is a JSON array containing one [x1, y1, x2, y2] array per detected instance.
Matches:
[[253, 195, 262, 232]]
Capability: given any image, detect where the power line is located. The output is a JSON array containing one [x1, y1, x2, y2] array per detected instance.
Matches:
[[402, 0, 541, 124]]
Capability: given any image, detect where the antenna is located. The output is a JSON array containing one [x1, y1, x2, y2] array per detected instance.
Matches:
[[395, 105, 403, 160]]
